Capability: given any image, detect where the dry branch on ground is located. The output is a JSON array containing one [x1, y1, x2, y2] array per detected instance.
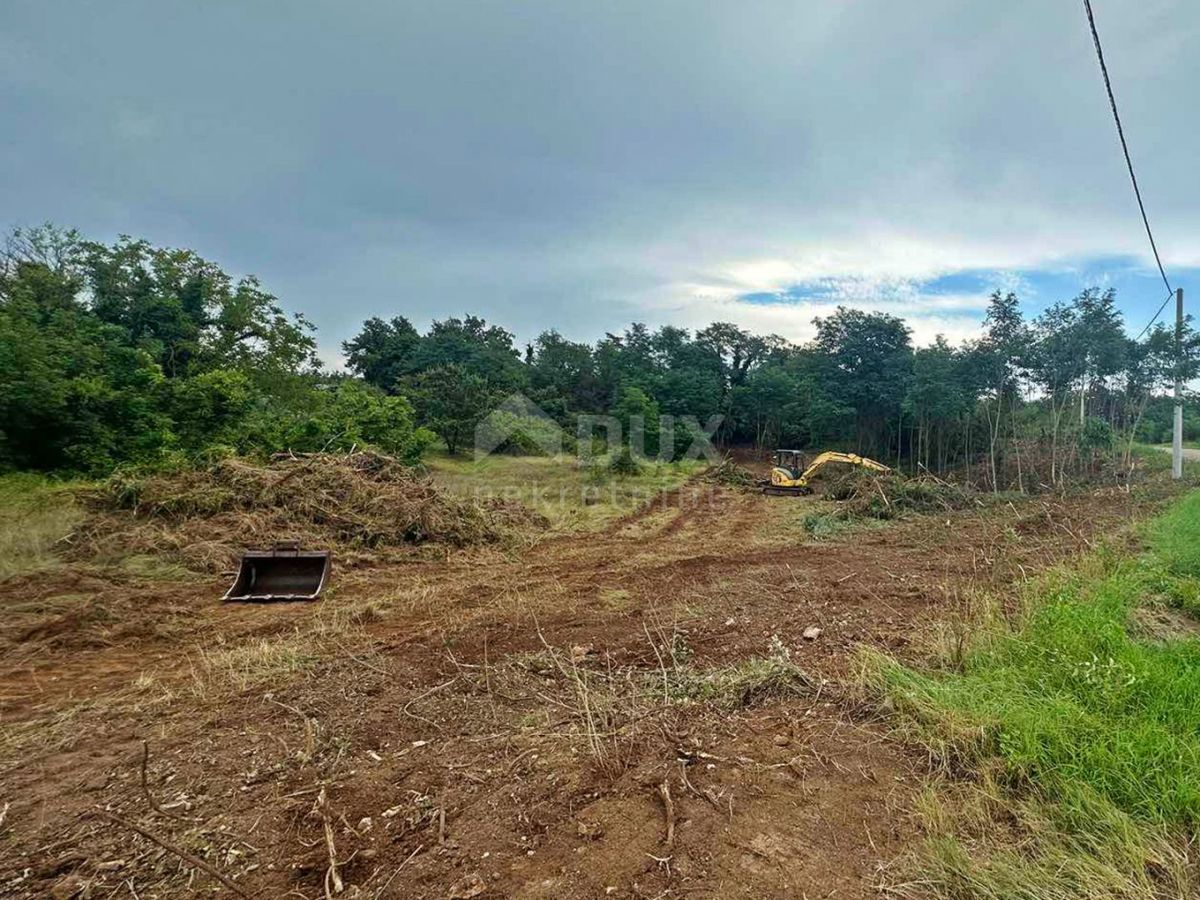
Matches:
[[70, 451, 547, 571]]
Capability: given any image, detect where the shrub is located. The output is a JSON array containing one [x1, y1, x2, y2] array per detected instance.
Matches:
[[237, 381, 434, 464], [473, 409, 573, 456], [609, 446, 642, 476]]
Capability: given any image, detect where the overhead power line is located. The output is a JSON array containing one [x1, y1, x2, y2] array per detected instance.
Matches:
[[1081, 0, 1175, 337], [1135, 291, 1173, 341]]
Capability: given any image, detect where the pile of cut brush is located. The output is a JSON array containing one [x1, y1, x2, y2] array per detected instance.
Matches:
[[701, 457, 759, 489], [70, 451, 546, 572], [823, 470, 977, 519]]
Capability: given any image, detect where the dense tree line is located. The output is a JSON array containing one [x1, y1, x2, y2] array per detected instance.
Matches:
[[344, 291, 1200, 489], [4, 224, 1196, 489], [0, 226, 430, 473]]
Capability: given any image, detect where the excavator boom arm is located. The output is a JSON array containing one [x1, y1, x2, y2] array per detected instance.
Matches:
[[797, 451, 891, 484]]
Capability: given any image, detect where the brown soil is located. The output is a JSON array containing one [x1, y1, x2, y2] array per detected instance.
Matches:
[[0, 477, 1162, 899]]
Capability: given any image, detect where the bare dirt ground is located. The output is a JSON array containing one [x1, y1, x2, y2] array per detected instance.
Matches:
[[0, 471, 1165, 899]]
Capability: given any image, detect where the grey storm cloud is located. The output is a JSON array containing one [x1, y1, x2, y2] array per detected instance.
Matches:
[[2, 1, 1197, 361]]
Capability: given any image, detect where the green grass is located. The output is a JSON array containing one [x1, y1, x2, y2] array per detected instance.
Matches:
[[0, 473, 85, 579], [767, 498, 887, 543], [867, 490, 1200, 897], [426, 452, 706, 532], [799, 510, 856, 539], [1145, 495, 1200, 581]]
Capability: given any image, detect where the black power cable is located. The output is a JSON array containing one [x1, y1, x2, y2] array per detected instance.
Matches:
[[1135, 290, 1174, 341], [1082, 0, 1175, 337]]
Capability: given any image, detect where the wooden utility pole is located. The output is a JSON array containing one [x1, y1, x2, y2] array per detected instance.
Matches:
[[1173, 287, 1184, 480]]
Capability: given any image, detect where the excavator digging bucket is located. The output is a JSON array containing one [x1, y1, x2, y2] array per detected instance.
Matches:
[[223, 542, 330, 602]]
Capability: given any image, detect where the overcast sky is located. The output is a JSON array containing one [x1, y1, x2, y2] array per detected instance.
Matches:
[[3, 1, 1197, 364]]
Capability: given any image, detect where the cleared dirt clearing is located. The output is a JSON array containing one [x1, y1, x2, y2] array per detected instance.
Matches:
[[0, 472, 1159, 898]]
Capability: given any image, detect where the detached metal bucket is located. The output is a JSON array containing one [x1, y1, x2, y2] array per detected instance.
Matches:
[[223, 542, 330, 602]]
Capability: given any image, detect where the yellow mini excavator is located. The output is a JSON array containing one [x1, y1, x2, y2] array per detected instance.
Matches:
[[764, 449, 891, 495]]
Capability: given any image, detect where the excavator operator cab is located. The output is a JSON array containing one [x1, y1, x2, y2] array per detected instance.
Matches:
[[765, 448, 891, 495], [773, 449, 804, 479]]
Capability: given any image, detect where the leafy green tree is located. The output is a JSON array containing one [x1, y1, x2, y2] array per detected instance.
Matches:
[[1, 225, 416, 473], [695, 322, 774, 390], [813, 307, 913, 457], [237, 380, 433, 463], [1073, 288, 1127, 423], [594, 324, 662, 406], [977, 291, 1028, 490], [1079, 416, 1115, 471], [406, 364, 493, 455], [731, 365, 798, 449], [649, 325, 692, 367], [58, 341, 170, 473], [529, 330, 600, 412], [82, 236, 316, 383], [657, 365, 724, 422], [342, 316, 421, 391], [772, 349, 852, 448], [318, 381, 433, 462], [0, 245, 172, 472], [168, 369, 256, 452], [652, 326, 725, 422], [611, 386, 661, 459], [1122, 321, 1200, 464], [414, 316, 526, 392], [904, 337, 968, 473], [1028, 300, 1085, 484]]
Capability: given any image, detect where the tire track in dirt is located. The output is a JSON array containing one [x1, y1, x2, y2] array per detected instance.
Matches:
[[0, 480, 1124, 721], [0, 486, 726, 714], [1, 479, 1161, 899]]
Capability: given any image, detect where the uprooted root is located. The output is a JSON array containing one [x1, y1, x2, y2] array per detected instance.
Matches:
[[69, 451, 547, 572]]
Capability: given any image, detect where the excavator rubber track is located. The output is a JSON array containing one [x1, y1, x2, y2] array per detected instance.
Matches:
[[761, 484, 811, 496]]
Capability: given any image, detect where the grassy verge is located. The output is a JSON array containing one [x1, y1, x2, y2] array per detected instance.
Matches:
[[865, 490, 1200, 898], [0, 473, 84, 579], [426, 452, 706, 532]]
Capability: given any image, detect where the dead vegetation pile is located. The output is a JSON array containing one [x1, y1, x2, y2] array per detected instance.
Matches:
[[701, 457, 759, 489], [823, 470, 978, 519], [71, 451, 546, 572]]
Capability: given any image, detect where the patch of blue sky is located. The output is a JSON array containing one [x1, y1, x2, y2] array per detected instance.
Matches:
[[739, 256, 1199, 335]]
